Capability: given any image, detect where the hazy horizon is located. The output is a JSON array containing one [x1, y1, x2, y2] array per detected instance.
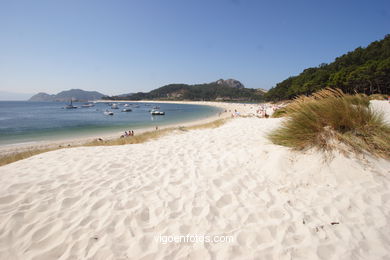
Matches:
[[1, 0, 389, 97]]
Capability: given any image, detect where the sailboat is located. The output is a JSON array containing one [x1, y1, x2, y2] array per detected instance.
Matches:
[[65, 100, 77, 109]]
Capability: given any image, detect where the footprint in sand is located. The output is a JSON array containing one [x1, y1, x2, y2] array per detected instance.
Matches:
[[137, 208, 150, 223], [213, 179, 222, 187], [192, 206, 203, 216], [255, 227, 275, 244], [317, 244, 335, 260], [168, 198, 183, 211], [0, 194, 18, 204], [269, 208, 285, 219], [216, 194, 232, 208], [237, 231, 258, 248], [61, 196, 79, 209]]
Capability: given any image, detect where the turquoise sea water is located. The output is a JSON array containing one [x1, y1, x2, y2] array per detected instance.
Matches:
[[0, 101, 221, 145]]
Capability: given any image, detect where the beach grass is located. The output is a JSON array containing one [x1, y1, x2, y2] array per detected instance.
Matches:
[[271, 107, 288, 118], [369, 94, 388, 100], [268, 88, 390, 158], [0, 148, 59, 167], [0, 118, 228, 166]]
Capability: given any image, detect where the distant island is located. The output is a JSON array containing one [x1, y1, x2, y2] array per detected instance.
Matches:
[[265, 34, 390, 101], [29, 89, 106, 102], [103, 79, 266, 101]]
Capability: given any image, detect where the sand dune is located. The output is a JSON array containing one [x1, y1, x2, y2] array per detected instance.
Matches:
[[0, 102, 389, 259]]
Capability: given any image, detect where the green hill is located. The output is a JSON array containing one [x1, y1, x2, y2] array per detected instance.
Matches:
[[103, 79, 265, 101], [265, 35, 390, 101]]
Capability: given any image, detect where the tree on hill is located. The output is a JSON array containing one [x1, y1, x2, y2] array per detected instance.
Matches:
[[265, 35, 390, 101]]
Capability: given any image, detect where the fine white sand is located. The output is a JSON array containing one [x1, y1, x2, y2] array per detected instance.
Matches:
[[0, 101, 389, 260]]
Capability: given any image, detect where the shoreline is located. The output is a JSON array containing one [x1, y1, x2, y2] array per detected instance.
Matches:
[[0, 101, 261, 157]]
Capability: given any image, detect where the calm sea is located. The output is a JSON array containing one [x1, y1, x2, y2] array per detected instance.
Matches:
[[0, 101, 221, 145]]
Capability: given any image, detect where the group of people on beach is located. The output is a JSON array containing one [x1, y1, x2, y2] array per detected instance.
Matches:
[[227, 103, 286, 118], [121, 130, 134, 138], [254, 103, 285, 118]]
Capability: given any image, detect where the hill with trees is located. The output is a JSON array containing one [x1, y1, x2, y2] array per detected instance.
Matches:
[[103, 79, 265, 101], [265, 35, 390, 101]]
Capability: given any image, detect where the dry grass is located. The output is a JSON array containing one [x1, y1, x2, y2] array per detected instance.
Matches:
[[271, 107, 288, 118], [369, 94, 388, 100], [0, 148, 59, 167], [0, 118, 228, 166], [85, 118, 228, 146], [268, 88, 390, 158]]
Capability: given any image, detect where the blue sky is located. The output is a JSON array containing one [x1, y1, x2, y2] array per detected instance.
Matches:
[[0, 0, 389, 97]]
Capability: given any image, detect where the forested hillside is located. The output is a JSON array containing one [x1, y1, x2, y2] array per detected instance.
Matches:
[[103, 79, 265, 101], [265, 35, 390, 101]]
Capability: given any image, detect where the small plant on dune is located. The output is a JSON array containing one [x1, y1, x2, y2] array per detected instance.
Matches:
[[268, 88, 390, 158]]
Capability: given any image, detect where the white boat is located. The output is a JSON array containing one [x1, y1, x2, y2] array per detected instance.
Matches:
[[104, 110, 114, 115], [122, 108, 132, 112], [150, 109, 165, 115], [81, 103, 94, 108], [124, 104, 129, 107], [111, 104, 119, 109]]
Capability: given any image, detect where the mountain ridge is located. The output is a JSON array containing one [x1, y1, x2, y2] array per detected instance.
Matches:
[[29, 89, 105, 102], [103, 79, 265, 101]]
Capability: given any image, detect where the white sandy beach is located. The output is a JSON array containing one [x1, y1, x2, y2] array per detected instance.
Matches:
[[0, 101, 389, 259]]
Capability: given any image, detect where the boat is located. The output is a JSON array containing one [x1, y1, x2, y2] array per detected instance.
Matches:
[[150, 109, 165, 115], [81, 103, 94, 108], [153, 106, 160, 109], [65, 100, 77, 109], [122, 108, 132, 112], [124, 104, 130, 107], [111, 104, 119, 109], [104, 110, 114, 115]]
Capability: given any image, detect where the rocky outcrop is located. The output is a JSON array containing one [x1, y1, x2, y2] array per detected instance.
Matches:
[[216, 79, 245, 89]]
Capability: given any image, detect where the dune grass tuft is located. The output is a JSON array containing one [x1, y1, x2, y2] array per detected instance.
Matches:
[[268, 88, 390, 158], [0, 118, 228, 166]]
